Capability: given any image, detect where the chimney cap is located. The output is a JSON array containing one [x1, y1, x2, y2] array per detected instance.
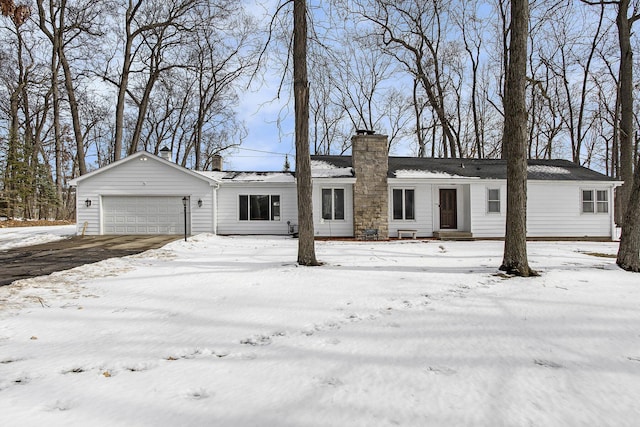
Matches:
[[356, 129, 375, 135]]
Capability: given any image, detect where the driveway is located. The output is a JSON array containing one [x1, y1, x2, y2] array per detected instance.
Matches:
[[0, 235, 180, 286]]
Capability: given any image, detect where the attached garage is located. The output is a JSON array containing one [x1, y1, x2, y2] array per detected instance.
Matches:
[[70, 151, 217, 236], [102, 196, 186, 235]]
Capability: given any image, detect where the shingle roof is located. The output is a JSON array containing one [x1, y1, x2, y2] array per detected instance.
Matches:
[[310, 156, 616, 181], [196, 171, 295, 182]]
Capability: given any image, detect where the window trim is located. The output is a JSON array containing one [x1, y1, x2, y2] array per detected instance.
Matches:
[[581, 189, 608, 214], [321, 188, 345, 221], [238, 194, 281, 221], [392, 188, 416, 221], [486, 187, 501, 214]]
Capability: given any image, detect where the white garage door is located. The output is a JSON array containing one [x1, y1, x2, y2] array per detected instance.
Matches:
[[102, 196, 186, 234]]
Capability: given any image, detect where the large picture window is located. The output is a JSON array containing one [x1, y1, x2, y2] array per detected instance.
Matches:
[[392, 189, 415, 220], [322, 188, 345, 220], [581, 189, 608, 214], [487, 188, 501, 213], [239, 195, 280, 221]]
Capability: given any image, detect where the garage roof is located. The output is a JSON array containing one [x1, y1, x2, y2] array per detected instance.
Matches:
[[69, 151, 219, 186]]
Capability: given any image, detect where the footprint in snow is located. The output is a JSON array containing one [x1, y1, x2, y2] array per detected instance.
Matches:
[[182, 388, 210, 400], [425, 366, 457, 376], [240, 335, 272, 346], [41, 400, 73, 412], [533, 359, 564, 369], [316, 377, 344, 387]]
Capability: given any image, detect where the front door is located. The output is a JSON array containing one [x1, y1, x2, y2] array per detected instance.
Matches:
[[439, 189, 457, 229]]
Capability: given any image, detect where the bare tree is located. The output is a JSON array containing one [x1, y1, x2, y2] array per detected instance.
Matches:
[[106, 0, 200, 161], [454, 0, 485, 158], [500, 0, 536, 277], [350, 0, 462, 158], [614, 0, 640, 270], [293, 0, 319, 266]]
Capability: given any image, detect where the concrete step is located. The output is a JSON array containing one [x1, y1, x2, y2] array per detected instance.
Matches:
[[433, 231, 474, 241]]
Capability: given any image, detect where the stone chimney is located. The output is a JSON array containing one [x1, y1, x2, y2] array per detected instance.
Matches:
[[352, 131, 389, 239], [211, 154, 223, 171], [159, 146, 171, 161]]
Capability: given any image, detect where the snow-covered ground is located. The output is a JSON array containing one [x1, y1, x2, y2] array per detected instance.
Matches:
[[1, 229, 639, 426], [0, 225, 75, 250]]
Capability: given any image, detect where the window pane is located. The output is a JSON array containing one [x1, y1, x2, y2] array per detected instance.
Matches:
[[393, 189, 403, 220], [250, 195, 270, 220], [334, 189, 345, 220], [271, 195, 280, 220], [596, 191, 608, 213], [322, 189, 332, 220], [596, 190, 607, 202], [487, 189, 500, 213], [582, 190, 595, 213], [597, 202, 608, 213], [239, 195, 248, 220], [405, 190, 415, 220]]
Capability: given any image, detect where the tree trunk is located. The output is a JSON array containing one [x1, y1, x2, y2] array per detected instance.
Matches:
[[59, 49, 87, 176], [617, 158, 640, 271], [293, 0, 319, 266], [500, 0, 536, 277], [616, 0, 635, 225]]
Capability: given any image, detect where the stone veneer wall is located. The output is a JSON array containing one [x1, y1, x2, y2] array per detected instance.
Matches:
[[352, 133, 389, 239]]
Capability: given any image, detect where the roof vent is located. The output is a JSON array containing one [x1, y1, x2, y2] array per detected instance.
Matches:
[[159, 146, 171, 161]]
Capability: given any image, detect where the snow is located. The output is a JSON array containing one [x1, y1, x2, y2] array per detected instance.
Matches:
[[0, 225, 75, 250], [310, 160, 353, 178], [394, 169, 466, 178], [527, 165, 571, 175], [1, 229, 639, 426], [198, 171, 295, 182]]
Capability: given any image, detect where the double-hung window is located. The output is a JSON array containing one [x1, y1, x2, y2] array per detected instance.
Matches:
[[487, 188, 501, 213], [392, 189, 415, 220], [322, 188, 345, 220], [239, 195, 280, 221], [581, 189, 608, 214]]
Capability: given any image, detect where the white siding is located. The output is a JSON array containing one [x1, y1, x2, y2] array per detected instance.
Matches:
[[470, 182, 506, 238], [469, 181, 614, 238], [527, 182, 613, 238], [216, 183, 297, 235], [388, 183, 433, 238], [313, 183, 354, 237], [76, 155, 214, 235]]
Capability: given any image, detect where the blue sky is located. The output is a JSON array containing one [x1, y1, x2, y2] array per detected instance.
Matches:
[[230, 81, 297, 172]]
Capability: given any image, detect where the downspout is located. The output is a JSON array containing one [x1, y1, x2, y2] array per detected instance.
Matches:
[[212, 182, 220, 235], [610, 183, 619, 241]]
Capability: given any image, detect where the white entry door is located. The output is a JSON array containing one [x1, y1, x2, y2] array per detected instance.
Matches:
[[102, 196, 186, 234]]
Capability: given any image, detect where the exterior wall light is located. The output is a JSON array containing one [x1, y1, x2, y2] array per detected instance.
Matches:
[[85, 199, 92, 208], [198, 199, 203, 208]]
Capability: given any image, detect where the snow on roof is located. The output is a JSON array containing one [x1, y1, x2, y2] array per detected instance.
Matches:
[[310, 160, 354, 178], [224, 172, 295, 182], [195, 171, 295, 182], [526, 165, 571, 175], [394, 169, 465, 179]]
